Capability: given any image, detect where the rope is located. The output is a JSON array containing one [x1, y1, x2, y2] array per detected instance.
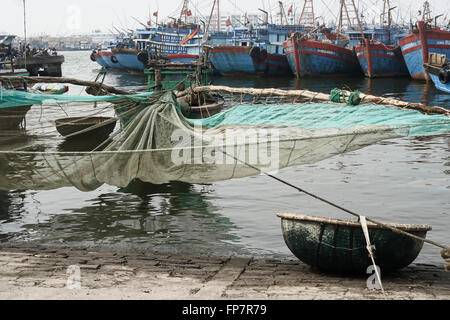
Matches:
[[206, 141, 449, 251], [330, 88, 361, 106]]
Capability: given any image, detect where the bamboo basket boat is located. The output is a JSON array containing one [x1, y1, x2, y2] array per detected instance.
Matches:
[[0, 105, 32, 130], [277, 213, 432, 274], [55, 117, 117, 139]]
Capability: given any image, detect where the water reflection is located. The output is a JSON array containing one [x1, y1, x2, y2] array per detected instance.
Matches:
[[293, 75, 411, 100], [0, 179, 248, 256]]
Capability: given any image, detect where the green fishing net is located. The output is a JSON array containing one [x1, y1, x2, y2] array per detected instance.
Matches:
[[0, 90, 448, 192]]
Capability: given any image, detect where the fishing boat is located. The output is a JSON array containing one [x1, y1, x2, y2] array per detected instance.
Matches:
[[423, 53, 450, 93], [209, 45, 284, 76], [95, 23, 202, 73], [354, 2, 409, 78], [177, 94, 224, 119], [209, 25, 303, 76], [208, 2, 311, 77], [356, 38, 409, 78], [284, 34, 361, 77], [283, 0, 363, 77], [112, 48, 147, 72], [277, 213, 432, 274], [399, 3, 450, 81], [99, 49, 125, 69], [90, 50, 109, 68]]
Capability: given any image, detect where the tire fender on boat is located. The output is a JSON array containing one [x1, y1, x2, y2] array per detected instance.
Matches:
[[90, 52, 96, 62], [438, 69, 449, 84], [137, 51, 149, 64], [249, 47, 261, 61], [111, 55, 119, 64]]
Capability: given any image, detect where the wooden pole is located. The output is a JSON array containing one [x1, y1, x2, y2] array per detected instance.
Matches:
[[0, 76, 136, 95], [154, 69, 162, 91], [193, 85, 450, 116]]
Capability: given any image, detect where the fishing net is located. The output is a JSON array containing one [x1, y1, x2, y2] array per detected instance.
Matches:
[[0, 88, 449, 192]]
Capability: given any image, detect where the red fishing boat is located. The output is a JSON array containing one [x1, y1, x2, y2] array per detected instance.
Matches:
[[399, 2, 450, 81], [356, 38, 408, 78]]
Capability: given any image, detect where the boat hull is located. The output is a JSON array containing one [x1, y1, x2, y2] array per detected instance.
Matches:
[[0, 105, 32, 130], [278, 213, 431, 274], [99, 51, 124, 69], [91, 52, 109, 68], [210, 46, 290, 76], [424, 63, 450, 93], [167, 54, 199, 64], [399, 21, 450, 81], [112, 48, 146, 71], [284, 38, 362, 77], [356, 39, 409, 78]]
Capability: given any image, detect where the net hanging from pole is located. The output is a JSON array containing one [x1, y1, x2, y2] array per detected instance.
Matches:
[[0, 89, 449, 192]]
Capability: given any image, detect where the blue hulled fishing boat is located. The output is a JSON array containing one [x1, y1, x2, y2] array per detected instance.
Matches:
[[283, 0, 363, 77], [209, 23, 310, 76], [399, 2, 450, 81], [355, 24, 409, 78], [284, 35, 361, 77]]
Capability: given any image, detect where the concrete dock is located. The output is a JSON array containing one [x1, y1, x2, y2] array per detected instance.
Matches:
[[0, 246, 448, 300]]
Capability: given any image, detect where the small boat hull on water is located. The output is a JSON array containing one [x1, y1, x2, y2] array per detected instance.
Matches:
[[0, 105, 32, 130], [277, 213, 431, 274]]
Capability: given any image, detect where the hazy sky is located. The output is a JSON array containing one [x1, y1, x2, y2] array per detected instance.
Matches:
[[1, 0, 449, 37]]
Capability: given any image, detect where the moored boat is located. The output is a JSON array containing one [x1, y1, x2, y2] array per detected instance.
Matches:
[[209, 45, 290, 76], [90, 50, 109, 68], [112, 48, 146, 72], [277, 213, 432, 274], [284, 35, 362, 77], [399, 20, 450, 81], [98, 50, 124, 69], [423, 53, 450, 93], [356, 38, 409, 78]]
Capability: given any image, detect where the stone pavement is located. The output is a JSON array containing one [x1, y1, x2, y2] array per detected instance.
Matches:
[[0, 246, 448, 300]]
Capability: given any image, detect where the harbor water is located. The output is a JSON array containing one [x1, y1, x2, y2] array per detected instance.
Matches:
[[0, 51, 449, 265]]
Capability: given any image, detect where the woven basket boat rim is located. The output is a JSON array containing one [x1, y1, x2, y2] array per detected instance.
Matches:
[[277, 213, 432, 232]]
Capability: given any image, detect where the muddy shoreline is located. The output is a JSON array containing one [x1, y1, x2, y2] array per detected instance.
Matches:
[[0, 244, 448, 300]]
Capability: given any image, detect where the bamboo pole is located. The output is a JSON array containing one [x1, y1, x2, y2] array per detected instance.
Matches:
[[193, 85, 450, 116], [0, 76, 136, 95]]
